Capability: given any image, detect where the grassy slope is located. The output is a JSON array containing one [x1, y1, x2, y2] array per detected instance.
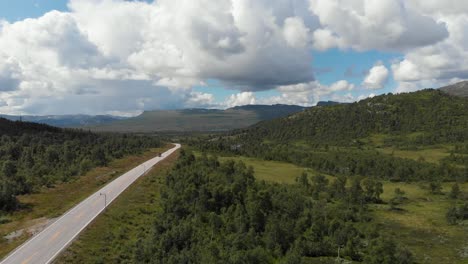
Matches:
[[218, 155, 312, 184], [364, 133, 454, 164], [375, 182, 468, 264], [0, 145, 172, 259], [55, 150, 179, 263]]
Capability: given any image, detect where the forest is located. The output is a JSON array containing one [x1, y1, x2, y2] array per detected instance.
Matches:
[[134, 151, 413, 263], [0, 118, 162, 213]]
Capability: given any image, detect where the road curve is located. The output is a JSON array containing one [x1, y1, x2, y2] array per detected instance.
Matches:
[[1, 143, 181, 264]]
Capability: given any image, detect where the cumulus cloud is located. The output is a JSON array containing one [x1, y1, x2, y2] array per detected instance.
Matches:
[[391, 12, 468, 92], [70, 0, 317, 90], [0, 56, 21, 92], [0, 0, 321, 115], [224, 92, 256, 108], [185, 92, 216, 108], [262, 80, 354, 106], [363, 62, 389, 89], [283, 17, 310, 48], [309, 0, 448, 51]]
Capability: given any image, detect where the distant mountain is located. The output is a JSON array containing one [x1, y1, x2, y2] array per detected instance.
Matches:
[[91, 104, 306, 132], [440, 81, 468, 97], [0, 114, 126, 128], [316, 101, 341, 107]]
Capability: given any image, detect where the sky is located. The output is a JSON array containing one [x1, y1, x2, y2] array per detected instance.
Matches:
[[0, 0, 466, 116]]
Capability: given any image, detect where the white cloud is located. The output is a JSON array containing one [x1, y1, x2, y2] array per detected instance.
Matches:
[[0, 0, 320, 114], [224, 92, 256, 108], [185, 92, 216, 108], [263, 80, 355, 106], [70, 0, 317, 90], [363, 62, 389, 89], [408, 1, 468, 16], [283, 17, 310, 48], [0, 0, 322, 115], [391, 13, 468, 91], [309, 0, 448, 51]]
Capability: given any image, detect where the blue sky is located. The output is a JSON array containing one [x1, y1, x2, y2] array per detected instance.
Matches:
[[312, 49, 400, 97], [0, 1, 68, 22], [0, 0, 462, 115]]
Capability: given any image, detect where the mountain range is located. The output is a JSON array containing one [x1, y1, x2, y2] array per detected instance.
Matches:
[[89, 104, 306, 132], [0, 114, 126, 128], [0, 79, 465, 133]]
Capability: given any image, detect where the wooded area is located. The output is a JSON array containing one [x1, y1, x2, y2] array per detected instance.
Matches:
[[0, 118, 162, 213], [134, 151, 413, 263]]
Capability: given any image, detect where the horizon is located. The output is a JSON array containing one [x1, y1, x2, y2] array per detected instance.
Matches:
[[0, 82, 460, 117], [1, 1, 467, 116]]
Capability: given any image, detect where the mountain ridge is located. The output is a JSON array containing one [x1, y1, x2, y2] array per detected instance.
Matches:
[[89, 104, 306, 132], [0, 114, 126, 128], [440, 80, 468, 97]]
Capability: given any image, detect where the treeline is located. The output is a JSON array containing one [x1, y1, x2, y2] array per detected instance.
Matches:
[[134, 151, 413, 263], [0, 118, 162, 213], [192, 140, 467, 183], [224, 90, 468, 147]]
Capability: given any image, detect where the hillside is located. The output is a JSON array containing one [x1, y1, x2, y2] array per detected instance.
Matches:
[[194, 88, 468, 182], [90, 104, 305, 132], [0, 114, 126, 128], [226, 89, 468, 146], [440, 81, 468, 97]]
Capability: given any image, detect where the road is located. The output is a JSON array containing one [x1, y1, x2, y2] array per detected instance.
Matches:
[[1, 143, 181, 264]]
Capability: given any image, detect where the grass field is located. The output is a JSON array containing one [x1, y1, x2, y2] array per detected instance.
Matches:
[[218, 156, 315, 184], [374, 182, 468, 264], [0, 145, 172, 259], [366, 134, 454, 164], [378, 146, 452, 164], [55, 150, 179, 263]]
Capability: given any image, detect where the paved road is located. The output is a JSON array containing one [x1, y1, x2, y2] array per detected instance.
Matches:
[[1, 144, 181, 264]]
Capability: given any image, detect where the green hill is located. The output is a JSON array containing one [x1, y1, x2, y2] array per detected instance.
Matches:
[[90, 104, 305, 132], [227, 89, 468, 146]]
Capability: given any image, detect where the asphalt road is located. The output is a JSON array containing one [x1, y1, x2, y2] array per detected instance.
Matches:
[[1, 143, 181, 264]]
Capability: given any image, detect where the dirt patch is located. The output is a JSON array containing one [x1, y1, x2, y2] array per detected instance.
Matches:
[[4, 217, 56, 242]]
